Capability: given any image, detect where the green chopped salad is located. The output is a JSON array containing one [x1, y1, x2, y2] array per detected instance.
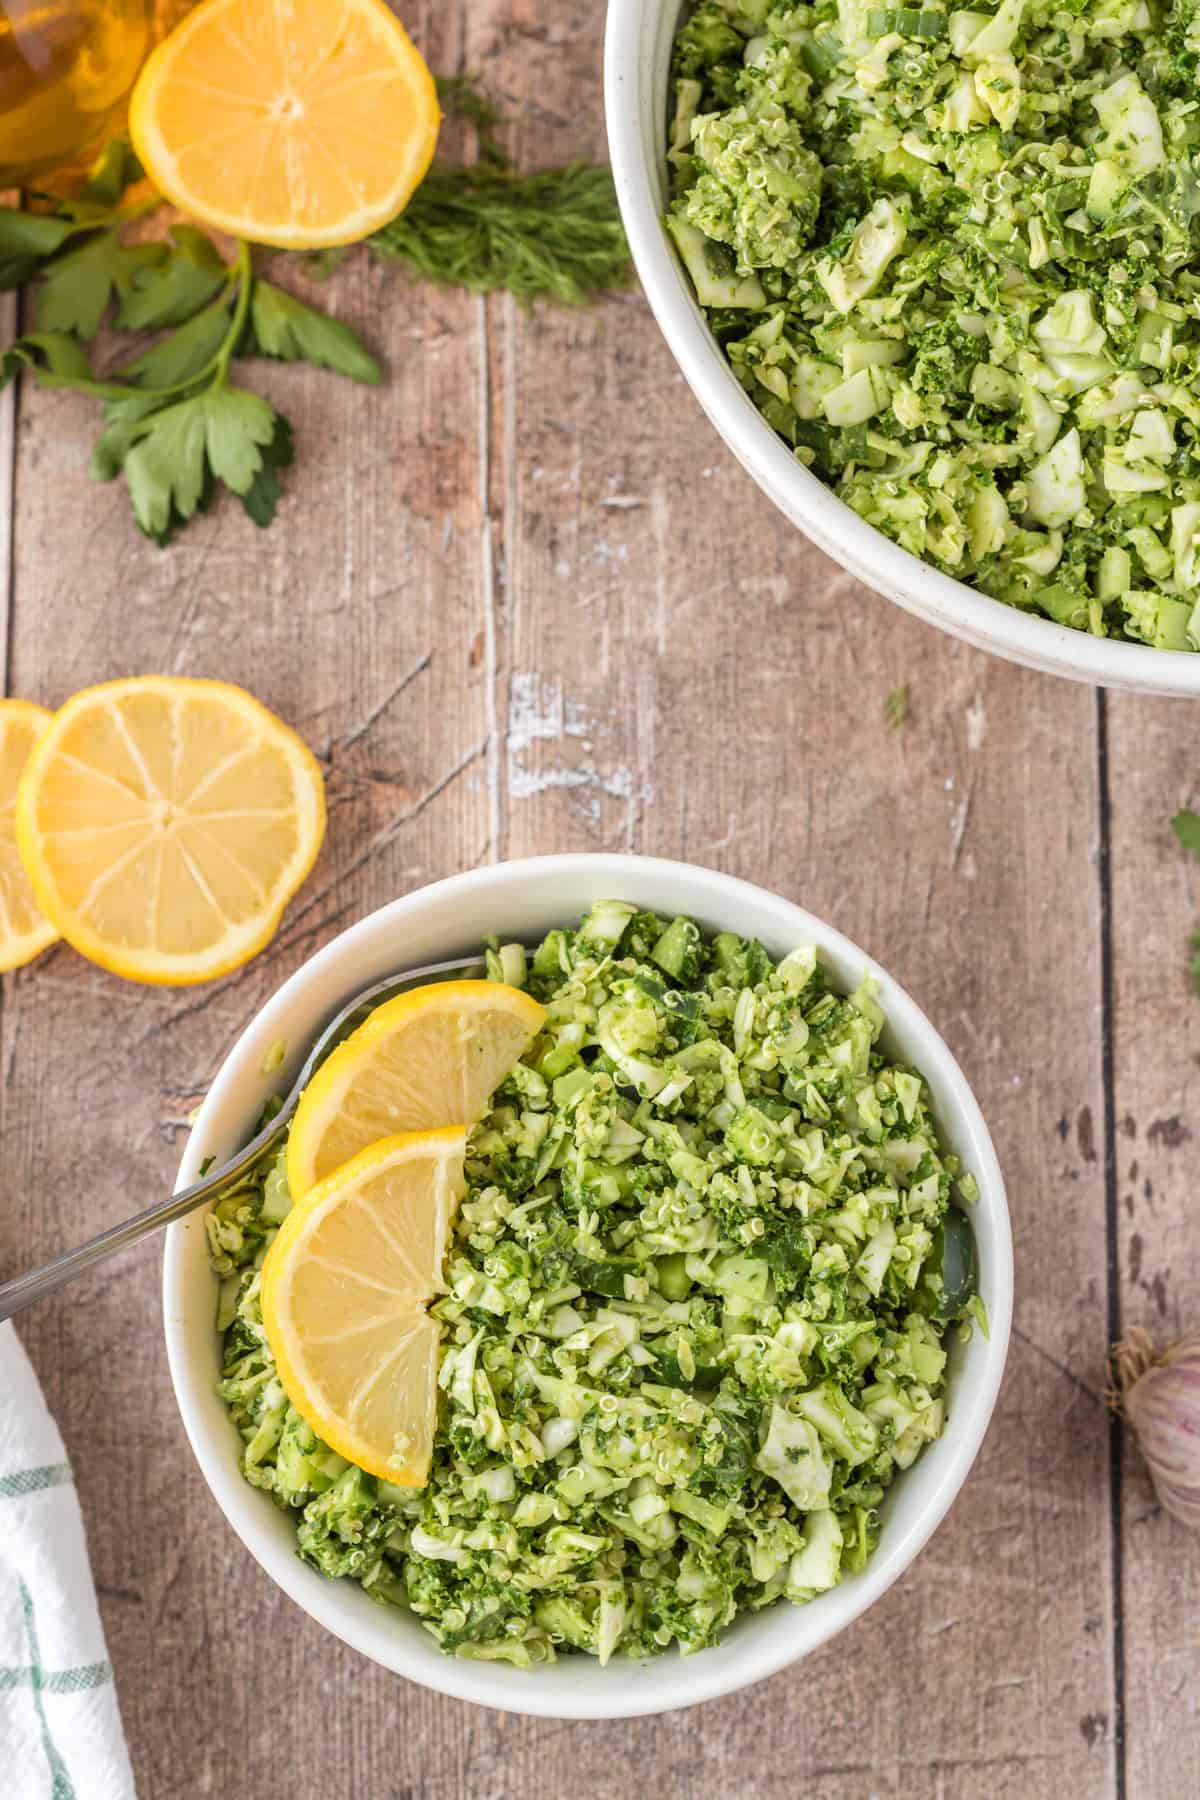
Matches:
[[667, 0, 1200, 649], [208, 902, 981, 1666]]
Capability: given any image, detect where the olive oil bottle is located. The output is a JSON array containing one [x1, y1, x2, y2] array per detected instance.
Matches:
[[0, 0, 149, 185]]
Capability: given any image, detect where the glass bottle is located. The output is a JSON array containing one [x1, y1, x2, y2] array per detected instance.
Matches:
[[0, 1, 149, 187]]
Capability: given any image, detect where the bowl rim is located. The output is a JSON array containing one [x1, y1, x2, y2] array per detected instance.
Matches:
[[602, 0, 1200, 697], [163, 853, 1013, 1718]]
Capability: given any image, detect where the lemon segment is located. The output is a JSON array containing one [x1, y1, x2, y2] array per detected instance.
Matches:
[[0, 701, 58, 972], [286, 980, 545, 1198], [15, 676, 325, 985], [261, 1127, 467, 1485], [129, 0, 441, 250]]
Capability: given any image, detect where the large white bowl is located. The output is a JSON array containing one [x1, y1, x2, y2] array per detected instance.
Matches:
[[164, 854, 1012, 1718], [604, 1, 1200, 695]]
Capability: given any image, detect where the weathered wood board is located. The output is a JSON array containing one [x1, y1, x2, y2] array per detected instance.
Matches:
[[0, 4, 1196, 1796]]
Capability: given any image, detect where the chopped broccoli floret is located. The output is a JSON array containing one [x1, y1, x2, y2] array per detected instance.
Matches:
[[680, 108, 823, 274]]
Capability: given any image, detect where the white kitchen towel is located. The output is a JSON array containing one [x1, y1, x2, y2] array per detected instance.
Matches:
[[0, 1322, 136, 1800]]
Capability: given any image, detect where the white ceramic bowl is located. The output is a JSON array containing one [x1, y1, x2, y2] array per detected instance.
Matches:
[[164, 854, 1012, 1718], [604, 2, 1200, 695]]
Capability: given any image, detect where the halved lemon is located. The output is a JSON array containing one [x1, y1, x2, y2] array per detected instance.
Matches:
[[129, 0, 441, 250], [15, 676, 325, 985], [286, 980, 545, 1198], [0, 701, 59, 972], [261, 1127, 466, 1484]]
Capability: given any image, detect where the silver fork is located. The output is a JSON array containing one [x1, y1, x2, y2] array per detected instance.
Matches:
[[0, 953, 487, 1324]]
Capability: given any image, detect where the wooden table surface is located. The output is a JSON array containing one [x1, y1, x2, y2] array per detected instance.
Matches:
[[2, 4, 1199, 1796]]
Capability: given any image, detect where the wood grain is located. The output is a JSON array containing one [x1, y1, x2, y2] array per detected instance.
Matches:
[[482, 250, 1118, 1800], [1105, 691, 1200, 1800], [0, 0, 1194, 1794]]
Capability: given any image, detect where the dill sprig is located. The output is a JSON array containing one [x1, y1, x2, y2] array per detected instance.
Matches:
[[369, 76, 632, 307]]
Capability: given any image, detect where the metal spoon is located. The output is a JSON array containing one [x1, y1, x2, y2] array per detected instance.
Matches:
[[0, 952, 486, 1324]]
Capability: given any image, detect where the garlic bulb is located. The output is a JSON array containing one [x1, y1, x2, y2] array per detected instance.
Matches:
[[1110, 1328, 1200, 1528]]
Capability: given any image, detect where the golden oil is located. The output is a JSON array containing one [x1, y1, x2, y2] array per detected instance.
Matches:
[[0, 1, 149, 186]]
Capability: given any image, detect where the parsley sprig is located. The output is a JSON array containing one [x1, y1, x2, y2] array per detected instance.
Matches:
[[0, 144, 380, 542], [0, 81, 631, 543]]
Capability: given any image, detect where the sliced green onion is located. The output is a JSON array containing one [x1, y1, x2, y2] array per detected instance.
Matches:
[[866, 8, 947, 36], [799, 31, 842, 76]]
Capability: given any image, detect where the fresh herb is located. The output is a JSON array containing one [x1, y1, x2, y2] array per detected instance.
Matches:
[[368, 76, 631, 307], [0, 177, 379, 542], [884, 684, 910, 730], [0, 77, 631, 541], [866, 8, 946, 38]]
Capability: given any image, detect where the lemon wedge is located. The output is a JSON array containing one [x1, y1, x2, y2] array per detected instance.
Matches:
[[129, 0, 441, 250], [0, 701, 58, 972], [261, 1127, 466, 1484], [286, 980, 545, 1198], [15, 676, 325, 984]]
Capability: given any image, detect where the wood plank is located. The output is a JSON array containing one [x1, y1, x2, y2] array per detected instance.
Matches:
[[486, 350, 1120, 1799], [0, 2, 1143, 1794], [0, 5, 490, 1789], [1105, 690, 1200, 1800], [466, 7, 1119, 1798]]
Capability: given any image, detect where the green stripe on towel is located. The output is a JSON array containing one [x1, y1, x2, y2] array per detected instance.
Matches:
[[0, 1661, 113, 1693], [19, 1577, 77, 1799], [0, 1463, 73, 1498]]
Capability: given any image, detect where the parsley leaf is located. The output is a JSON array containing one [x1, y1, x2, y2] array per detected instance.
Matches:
[[118, 295, 234, 389], [89, 391, 164, 482], [202, 387, 278, 491], [120, 387, 283, 544], [35, 228, 163, 340], [123, 397, 210, 540], [116, 225, 228, 331], [0, 210, 76, 289], [239, 412, 295, 528], [248, 281, 381, 382], [1, 332, 98, 388]]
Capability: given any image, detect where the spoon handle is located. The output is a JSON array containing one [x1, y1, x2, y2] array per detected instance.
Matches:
[[0, 1185, 210, 1322], [0, 950, 491, 1324], [0, 1139, 280, 1325]]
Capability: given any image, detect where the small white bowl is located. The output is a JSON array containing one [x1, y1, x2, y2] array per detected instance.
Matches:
[[164, 854, 1012, 1718], [604, 1, 1200, 696]]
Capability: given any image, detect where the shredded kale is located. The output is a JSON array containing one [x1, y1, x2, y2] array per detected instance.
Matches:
[[211, 903, 976, 1665], [666, 0, 1200, 650]]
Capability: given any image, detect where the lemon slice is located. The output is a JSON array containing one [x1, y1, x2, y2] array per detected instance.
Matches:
[[15, 676, 325, 985], [261, 1127, 466, 1484], [129, 0, 441, 250], [0, 701, 58, 972], [286, 980, 545, 1198]]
